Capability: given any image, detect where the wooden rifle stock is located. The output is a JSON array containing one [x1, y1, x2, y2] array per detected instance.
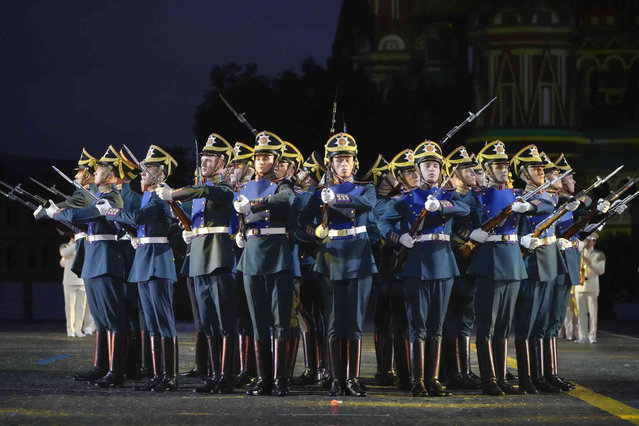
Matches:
[[169, 201, 191, 232], [395, 208, 428, 271]]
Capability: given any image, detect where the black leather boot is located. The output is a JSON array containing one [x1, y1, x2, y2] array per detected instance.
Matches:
[[246, 339, 273, 396], [327, 339, 344, 396], [493, 338, 525, 394], [194, 335, 221, 393], [286, 335, 300, 388], [410, 341, 427, 397], [134, 335, 163, 391], [215, 336, 237, 393], [515, 339, 537, 394], [152, 337, 178, 391], [476, 338, 504, 396], [272, 338, 290, 396], [96, 331, 126, 388], [139, 330, 153, 378], [456, 335, 481, 389], [314, 331, 330, 383], [74, 329, 108, 381], [181, 331, 208, 377], [295, 332, 318, 385], [530, 338, 560, 393], [424, 338, 450, 397], [544, 337, 574, 391], [394, 337, 411, 390], [374, 333, 397, 386], [234, 334, 254, 387], [344, 339, 366, 397]]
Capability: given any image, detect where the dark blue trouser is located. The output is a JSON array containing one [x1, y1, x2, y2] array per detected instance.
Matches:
[[186, 277, 204, 333], [244, 271, 293, 340], [195, 271, 238, 337], [85, 275, 128, 333], [443, 275, 476, 339], [235, 272, 253, 336], [84, 278, 106, 330], [298, 264, 324, 333], [403, 278, 453, 342], [474, 278, 520, 340], [122, 282, 141, 332], [138, 279, 176, 338], [515, 278, 554, 339], [545, 277, 572, 338], [322, 276, 372, 340]]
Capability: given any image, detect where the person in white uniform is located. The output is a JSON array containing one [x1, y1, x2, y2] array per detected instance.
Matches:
[[60, 238, 95, 337], [574, 233, 605, 344]]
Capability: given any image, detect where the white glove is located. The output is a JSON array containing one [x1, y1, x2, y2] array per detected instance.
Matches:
[[520, 234, 540, 250], [557, 238, 572, 250], [314, 224, 328, 239], [130, 238, 139, 250], [233, 195, 251, 214], [512, 201, 532, 213], [469, 228, 489, 243], [155, 183, 173, 201], [399, 233, 415, 248], [425, 195, 441, 212], [33, 204, 43, 219], [597, 199, 610, 213], [565, 199, 580, 211], [235, 232, 246, 248], [321, 188, 336, 204], [95, 200, 112, 216], [577, 240, 585, 251], [45, 200, 59, 218], [182, 229, 193, 245], [613, 203, 627, 215]]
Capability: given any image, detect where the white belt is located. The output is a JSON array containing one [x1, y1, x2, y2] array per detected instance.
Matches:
[[414, 233, 450, 242], [136, 237, 168, 245], [327, 226, 367, 238], [246, 227, 287, 237], [486, 234, 519, 242], [193, 226, 230, 237], [87, 234, 117, 242], [74, 232, 87, 240], [538, 235, 557, 246]]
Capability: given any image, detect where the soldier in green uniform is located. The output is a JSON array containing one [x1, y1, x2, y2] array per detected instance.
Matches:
[[299, 133, 377, 397], [234, 131, 296, 397], [102, 145, 179, 391], [48, 146, 128, 388], [442, 146, 481, 390], [511, 145, 575, 394], [36, 148, 105, 381], [156, 133, 237, 394], [465, 140, 551, 396], [378, 140, 469, 398], [290, 151, 328, 385]]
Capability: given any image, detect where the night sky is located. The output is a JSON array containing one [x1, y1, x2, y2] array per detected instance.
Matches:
[[0, 1, 341, 161]]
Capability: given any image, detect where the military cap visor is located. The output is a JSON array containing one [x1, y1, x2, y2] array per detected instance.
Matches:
[[477, 140, 509, 167]]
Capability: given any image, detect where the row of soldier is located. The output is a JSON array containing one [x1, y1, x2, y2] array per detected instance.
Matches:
[[26, 130, 632, 398]]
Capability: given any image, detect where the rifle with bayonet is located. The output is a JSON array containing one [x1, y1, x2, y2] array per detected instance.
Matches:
[[0, 183, 81, 239], [580, 189, 639, 239], [394, 166, 459, 272], [439, 97, 497, 146], [531, 166, 623, 239], [29, 177, 69, 200], [219, 94, 258, 137], [123, 145, 192, 231], [194, 139, 203, 185], [561, 176, 639, 240], [458, 169, 569, 259], [322, 89, 339, 230], [52, 165, 137, 237], [0, 180, 48, 206]]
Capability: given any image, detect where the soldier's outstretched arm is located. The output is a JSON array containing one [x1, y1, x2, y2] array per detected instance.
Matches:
[[53, 191, 123, 224], [297, 190, 322, 241], [34, 187, 93, 221], [248, 180, 294, 214], [169, 181, 234, 204], [104, 196, 168, 227], [445, 191, 471, 217]]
